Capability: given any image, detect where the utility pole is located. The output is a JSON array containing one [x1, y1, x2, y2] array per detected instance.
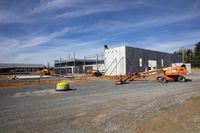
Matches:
[[74, 52, 76, 66], [84, 56, 86, 74], [66, 55, 68, 75], [96, 54, 98, 71], [60, 57, 61, 75], [73, 52, 75, 74], [68, 54, 70, 61]]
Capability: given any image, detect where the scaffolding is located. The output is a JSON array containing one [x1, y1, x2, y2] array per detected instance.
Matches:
[[54, 53, 104, 75], [83, 53, 104, 73]]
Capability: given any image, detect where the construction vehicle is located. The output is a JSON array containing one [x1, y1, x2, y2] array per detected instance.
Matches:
[[41, 68, 50, 75], [114, 72, 142, 85], [114, 65, 187, 85], [86, 69, 102, 77], [157, 65, 187, 83], [114, 75, 129, 85]]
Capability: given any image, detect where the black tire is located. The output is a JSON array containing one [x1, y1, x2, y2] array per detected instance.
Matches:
[[160, 77, 167, 83], [156, 76, 162, 81], [178, 76, 186, 82]]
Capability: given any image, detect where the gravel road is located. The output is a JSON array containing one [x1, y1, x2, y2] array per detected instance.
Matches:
[[0, 73, 200, 133]]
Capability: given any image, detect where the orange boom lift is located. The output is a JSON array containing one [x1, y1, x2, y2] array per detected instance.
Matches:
[[114, 65, 187, 85], [158, 65, 187, 83]]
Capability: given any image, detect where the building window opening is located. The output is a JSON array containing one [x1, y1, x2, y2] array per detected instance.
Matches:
[[161, 59, 164, 67], [139, 58, 142, 67]]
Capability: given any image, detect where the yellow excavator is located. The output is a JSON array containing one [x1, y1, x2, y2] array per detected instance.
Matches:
[[41, 68, 50, 75]]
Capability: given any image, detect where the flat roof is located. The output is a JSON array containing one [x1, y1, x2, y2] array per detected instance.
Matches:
[[0, 63, 45, 69], [105, 45, 176, 55], [55, 59, 104, 66]]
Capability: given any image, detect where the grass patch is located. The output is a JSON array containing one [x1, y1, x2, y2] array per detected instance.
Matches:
[[192, 67, 200, 73]]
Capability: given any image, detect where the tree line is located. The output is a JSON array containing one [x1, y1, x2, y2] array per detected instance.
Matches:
[[174, 41, 200, 67]]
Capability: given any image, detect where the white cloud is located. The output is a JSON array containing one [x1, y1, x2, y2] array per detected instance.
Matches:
[[58, 7, 118, 18], [21, 27, 75, 48], [103, 30, 200, 54], [93, 12, 200, 33], [31, 0, 83, 14], [0, 27, 75, 62], [145, 40, 196, 52], [0, 10, 30, 24], [0, 27, 74, 51], [131, 31, 200, 53], [0, 24, 106, 64], [33, 0, 143, 17], [57, 2, 136, 18], [1, 0, 200, 64], [0, 38, 105, 64]]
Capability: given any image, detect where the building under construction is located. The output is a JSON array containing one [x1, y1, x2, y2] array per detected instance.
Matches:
[[54, 45, 182, 76], [104, 46, 181, 76], [54, 55, 104, 75]]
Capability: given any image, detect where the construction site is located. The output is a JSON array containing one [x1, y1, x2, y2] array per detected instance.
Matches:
[[1, 45, 200, 133]]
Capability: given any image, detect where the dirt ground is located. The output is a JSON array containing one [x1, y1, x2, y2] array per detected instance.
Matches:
[[0, 73, 200, 133], [1, 68, 198, 88], [136, 96, 200, 133], [0, 79, 95, 88], [0, 75, 96, 88]]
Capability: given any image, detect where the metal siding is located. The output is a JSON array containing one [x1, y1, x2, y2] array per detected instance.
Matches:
[[125, 46, 181, 74]]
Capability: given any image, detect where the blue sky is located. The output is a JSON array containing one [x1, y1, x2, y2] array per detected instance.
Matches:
[[0, 0, 200, 65]]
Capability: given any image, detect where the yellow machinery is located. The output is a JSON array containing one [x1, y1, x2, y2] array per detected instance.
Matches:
[[41, 68, 50, 75]]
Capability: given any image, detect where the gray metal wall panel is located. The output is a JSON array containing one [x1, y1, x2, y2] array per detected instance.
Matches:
[[125, 46, 181, 74]]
